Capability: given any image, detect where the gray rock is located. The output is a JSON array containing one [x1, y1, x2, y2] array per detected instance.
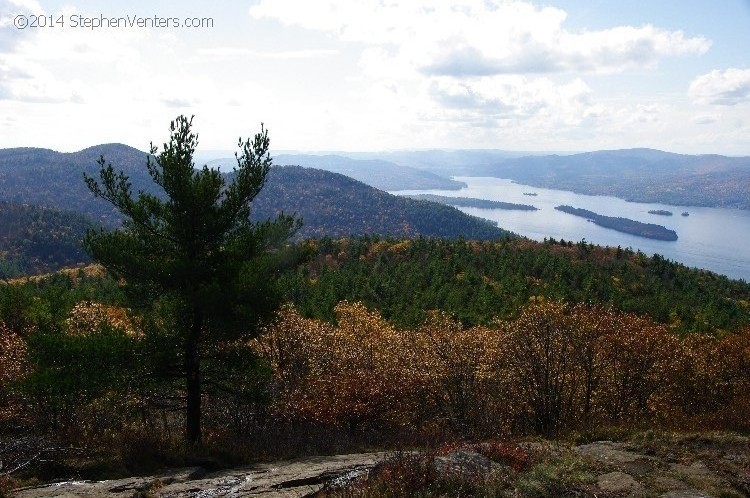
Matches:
[[660, 491, 712, 498], [575, 441, 655, 476], [597, 471, 644, 496], [669, 461, 714, 479], [13, 452, 386, 498]]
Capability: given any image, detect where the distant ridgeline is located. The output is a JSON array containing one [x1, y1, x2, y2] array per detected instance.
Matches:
[[555, 205, 678, 241], [271, 154, 467, 191], [405, 194, 538, 211], [424, 149, 750, 210]]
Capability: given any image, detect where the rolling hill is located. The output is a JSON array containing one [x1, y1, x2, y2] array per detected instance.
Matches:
[[0, 146, 512, 275], [251, 167, 508, 239], [0, 144, 160, 226]]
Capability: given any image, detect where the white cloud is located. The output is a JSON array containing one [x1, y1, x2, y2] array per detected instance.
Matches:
[[0, 0, 743, 155], [691, 114, 718, 125], [689, 68, 750, 105], [0, 0, 44, 51], [247, 0, 714, 151], [6, 0, 43, 12], [250, 0, 710, 76], [194, 47, 338, 61], [429, 76, 594, 124]]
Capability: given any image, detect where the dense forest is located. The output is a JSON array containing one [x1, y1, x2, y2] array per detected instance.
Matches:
[[1, 235, 749, 490], [0, 202, 95, 278], [1, 237, 748, 453], [278, 237, 748, 333]]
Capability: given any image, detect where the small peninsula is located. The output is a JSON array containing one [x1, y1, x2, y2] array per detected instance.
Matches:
[[648, 209, 673, 216], [407, 194, 538, 211], [555, 205, 678, 241]]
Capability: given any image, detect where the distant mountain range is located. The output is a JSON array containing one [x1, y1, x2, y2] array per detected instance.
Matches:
[[352, 148, 750, 210], [207, 154, 466, 191], [472, 149, 750, 209], [3, 142, 749, 275]]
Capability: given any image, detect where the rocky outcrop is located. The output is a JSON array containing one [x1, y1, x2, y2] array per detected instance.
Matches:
[[13, 452, 385, 498]]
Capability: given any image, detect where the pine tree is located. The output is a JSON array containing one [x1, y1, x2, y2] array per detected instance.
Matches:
[[84, 115, 301, 443]]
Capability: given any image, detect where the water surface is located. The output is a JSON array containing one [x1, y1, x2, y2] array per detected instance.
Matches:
[[394, 177, 750, 281]]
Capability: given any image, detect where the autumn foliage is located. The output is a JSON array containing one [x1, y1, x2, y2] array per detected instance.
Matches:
[[255, 299, 750, 436], [0, 321, 27, 421], [0, 295, 748, 472]]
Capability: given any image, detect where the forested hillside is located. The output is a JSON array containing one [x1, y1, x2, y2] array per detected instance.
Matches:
[[0, 202, 95, 277], [280, 237, 749, 333], [0, 146, 510, 242], [0, 145, 159, 226], [251, 167, 509, 239]]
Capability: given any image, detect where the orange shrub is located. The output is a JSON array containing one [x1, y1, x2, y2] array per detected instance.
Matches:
[[65, 301, 141, 337], [0, 321, 27, 390], [254, 300, 747, 438], [254, 302, 424, 431], [414, 311, 509, 435], [597, 318, 677, 425], [671, 329, 750, 429], [0, 320, 28, 421]]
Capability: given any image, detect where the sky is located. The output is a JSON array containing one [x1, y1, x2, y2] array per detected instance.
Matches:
[[1, 0, 749, 155]]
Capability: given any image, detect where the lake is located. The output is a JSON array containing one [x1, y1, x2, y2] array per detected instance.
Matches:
[[393, 177, 750, 282]]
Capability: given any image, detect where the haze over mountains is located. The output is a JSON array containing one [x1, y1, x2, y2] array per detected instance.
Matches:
[[453, 149, 750, 210], [209, 154, 467, 191], [206, 147, 750, 209], [346, 148, 750, 209]]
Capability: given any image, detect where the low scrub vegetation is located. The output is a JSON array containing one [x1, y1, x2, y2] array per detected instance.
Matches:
[[1, 293, 749, 485]]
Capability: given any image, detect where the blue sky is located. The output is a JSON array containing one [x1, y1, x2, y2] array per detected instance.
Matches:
[[1, 0, 749, 154]]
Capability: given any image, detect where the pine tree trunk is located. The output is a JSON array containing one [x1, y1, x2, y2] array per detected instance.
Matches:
[[186, 309, 202, 444]]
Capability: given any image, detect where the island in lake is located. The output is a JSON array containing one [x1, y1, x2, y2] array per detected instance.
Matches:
[[555, 205, 678, 241], [682, 212, 690, 217], [523, 192, 538, 196], [407, 194, 538, 211], [648, 209, 673, 216]]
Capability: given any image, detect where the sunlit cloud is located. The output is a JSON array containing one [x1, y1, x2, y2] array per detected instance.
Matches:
[[690, 68, 750, 105], [250, 0, 710, 75]]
